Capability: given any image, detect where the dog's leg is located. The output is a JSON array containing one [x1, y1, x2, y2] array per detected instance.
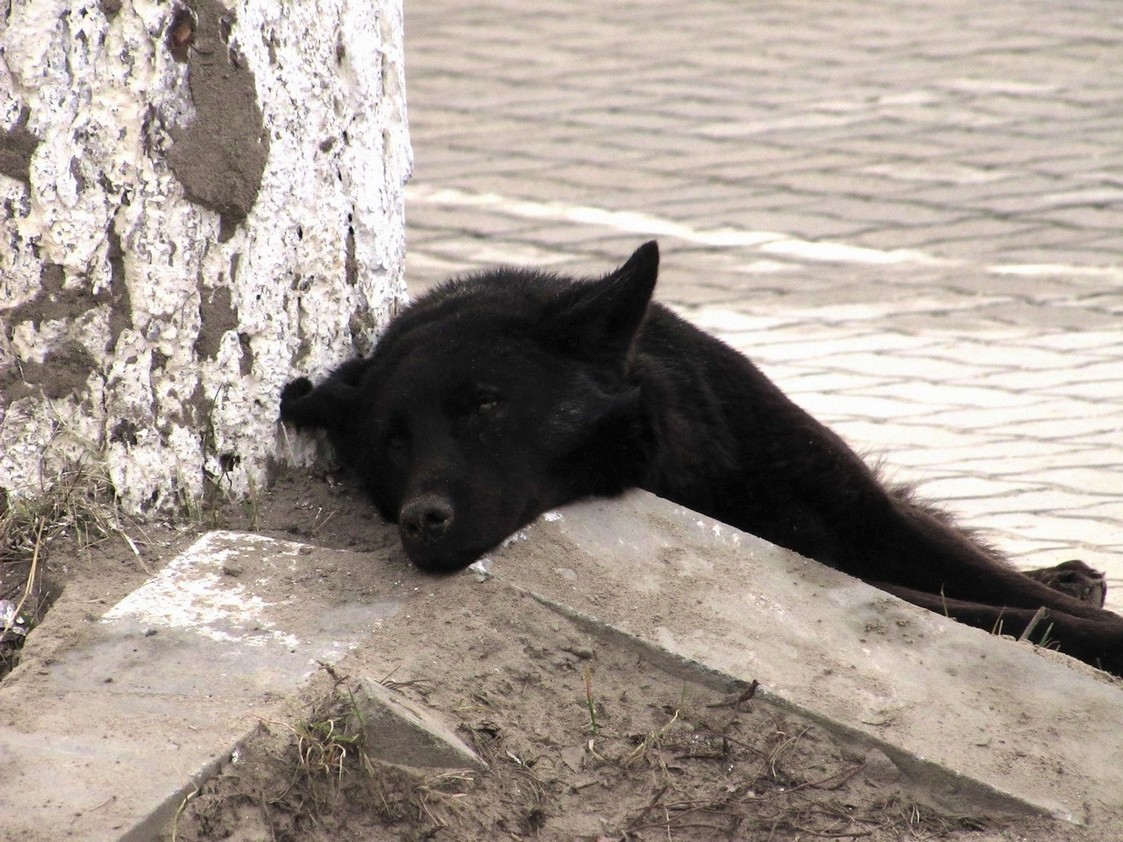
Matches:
[[847, 499, 1123, 673], [858, 495, 1114, 623], [875, 582, 1123, 675]]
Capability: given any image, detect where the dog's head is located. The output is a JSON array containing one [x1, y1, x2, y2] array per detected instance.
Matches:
[[284, 242, 661, 572]]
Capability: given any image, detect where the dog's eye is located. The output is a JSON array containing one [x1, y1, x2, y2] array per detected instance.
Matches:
[[472, 390, 502, 416]]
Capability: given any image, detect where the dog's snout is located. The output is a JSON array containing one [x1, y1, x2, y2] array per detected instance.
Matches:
[[399, 495, 455, 542]]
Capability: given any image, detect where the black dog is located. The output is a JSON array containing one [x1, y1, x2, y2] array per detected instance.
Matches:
[[281, 242, 1123, 675]]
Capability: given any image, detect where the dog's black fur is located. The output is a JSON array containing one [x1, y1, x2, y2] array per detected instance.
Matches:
[[281, 242, 1123, 675]]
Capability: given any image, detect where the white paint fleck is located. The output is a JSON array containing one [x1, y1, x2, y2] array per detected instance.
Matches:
[[468, 557, 492, 582], [987, 264, 1123, 280], [500, 530, 529, 548], [103, 534, 298, 648], [406, 184, 943, 266]]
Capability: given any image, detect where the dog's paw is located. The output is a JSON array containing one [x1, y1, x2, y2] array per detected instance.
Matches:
[[280, 377, 314, 415], [1026, 559, 1107, 608]]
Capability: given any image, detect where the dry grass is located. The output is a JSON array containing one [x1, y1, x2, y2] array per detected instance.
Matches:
[[0, 459, 143, 678], [211, 669, 480, 841]]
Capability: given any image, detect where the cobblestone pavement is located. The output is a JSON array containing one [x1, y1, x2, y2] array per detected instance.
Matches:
[[400, 0, 1123, 608]]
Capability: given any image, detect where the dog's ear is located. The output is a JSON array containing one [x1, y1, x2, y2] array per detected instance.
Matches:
[[541, 241, 659, 359], [279, 372, 360, 431]]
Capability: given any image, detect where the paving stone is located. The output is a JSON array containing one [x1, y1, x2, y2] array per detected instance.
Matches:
[[858, 381, 1051, 410]]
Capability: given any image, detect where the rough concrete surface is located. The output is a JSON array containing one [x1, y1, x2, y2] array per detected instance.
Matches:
[[349, 677, 487, 772]]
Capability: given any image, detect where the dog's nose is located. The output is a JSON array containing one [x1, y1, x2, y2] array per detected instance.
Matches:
[[399, 495, 455, 543]]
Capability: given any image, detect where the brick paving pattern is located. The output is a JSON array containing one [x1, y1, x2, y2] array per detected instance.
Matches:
[[401, 0, 1123, 608]]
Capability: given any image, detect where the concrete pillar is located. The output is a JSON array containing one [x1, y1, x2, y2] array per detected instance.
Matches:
[[0, 0, 410, 512]]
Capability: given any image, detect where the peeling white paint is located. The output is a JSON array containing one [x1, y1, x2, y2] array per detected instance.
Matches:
[[1, 0, 411, 512], [103, 532, 299, 647]]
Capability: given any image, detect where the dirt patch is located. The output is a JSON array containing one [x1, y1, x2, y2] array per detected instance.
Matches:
[[2, 469, 1116, 840], [0, 464, 142, 677], [0, 105, 39, 184], [166, 0, 269, 235], [166, 597, 987, 842]]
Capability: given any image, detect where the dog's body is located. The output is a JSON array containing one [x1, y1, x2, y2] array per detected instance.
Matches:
[[281, 242, 1123, 675]]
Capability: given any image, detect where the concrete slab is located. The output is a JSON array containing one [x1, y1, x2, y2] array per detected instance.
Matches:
[[0, 532, 412, 842], [350, 677, 486, 771], [483, 490, 1123, 829]]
